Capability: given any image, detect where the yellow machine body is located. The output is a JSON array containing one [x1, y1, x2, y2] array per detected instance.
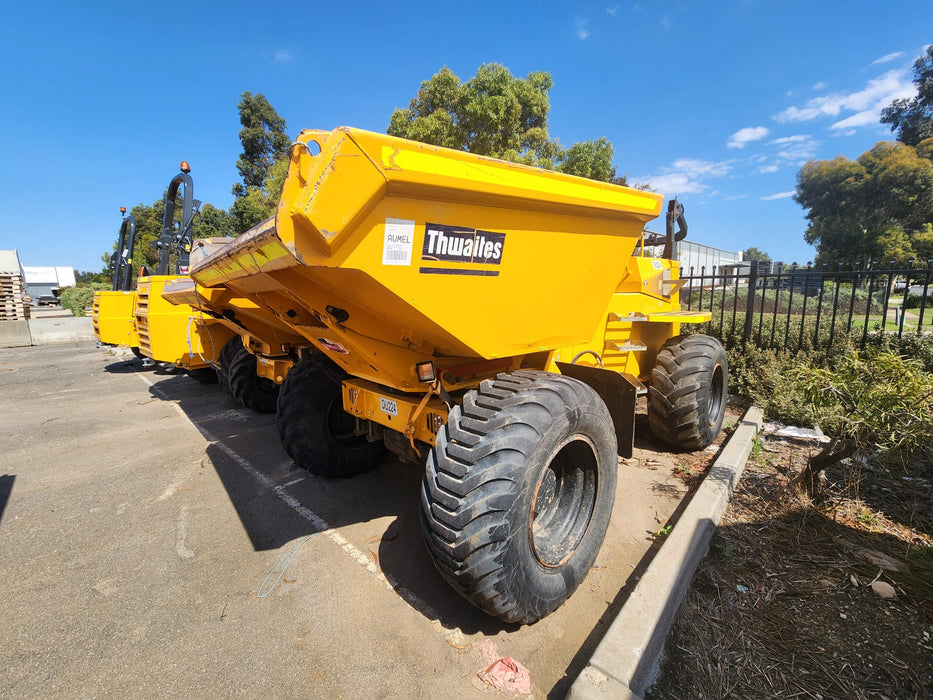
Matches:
[[92, 290, 140, 347], [134, 275, 234, 369], [188, 126, 711, 435]]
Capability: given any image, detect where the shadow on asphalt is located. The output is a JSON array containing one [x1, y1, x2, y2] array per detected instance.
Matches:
[[103, 358, 185, 377], [144, 372, 512, 637], [0, 474, 14, 525]]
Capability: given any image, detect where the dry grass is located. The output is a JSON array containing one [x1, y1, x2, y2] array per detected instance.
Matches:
[[648, 434, 933, 700]]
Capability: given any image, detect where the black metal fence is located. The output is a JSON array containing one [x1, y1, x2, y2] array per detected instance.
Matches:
[[680, 263, 933, 351]]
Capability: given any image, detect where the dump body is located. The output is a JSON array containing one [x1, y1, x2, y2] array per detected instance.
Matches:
[[93, 290, 140, 347], [190, 127, 695, 392]]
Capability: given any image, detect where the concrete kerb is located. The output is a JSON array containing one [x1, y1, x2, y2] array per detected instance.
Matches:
[[568, 405, 765, 700], [27, 317, 94, 344], [0, 320, 32, 348]]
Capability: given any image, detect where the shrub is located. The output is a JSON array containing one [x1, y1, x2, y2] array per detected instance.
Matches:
[[59, 283, 109, 317], [793, 350, 933, 461]]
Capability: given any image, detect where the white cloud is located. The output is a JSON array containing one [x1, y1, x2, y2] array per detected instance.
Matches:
[[671, 158, 732, 178], [727, 126, 770, 149], [640, 158, 732, 195], [831, 110, 882, 130], [812, 81, 827, 90], [774, 68, 915, 129], [769, 134, 810, 145], [575, 18, 590, 40], [776, 137, 818, 162], [606, 5, 620, 16], [644, 173, 707, 195], [754, 164, 779, 174], [273, 49, 294, 64], [871, 51, 904, 66], [756, 135, 819, 165], [725, 195, 748, 201], [761, 191, 796, 201]]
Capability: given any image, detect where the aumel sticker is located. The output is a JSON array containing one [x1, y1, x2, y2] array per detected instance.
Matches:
[[382, 218, 415, 266], [380, 397, 398, 416], [419, 222, 504, 277]]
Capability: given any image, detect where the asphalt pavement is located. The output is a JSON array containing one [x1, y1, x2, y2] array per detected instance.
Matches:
[[0, 343, 711, 698]]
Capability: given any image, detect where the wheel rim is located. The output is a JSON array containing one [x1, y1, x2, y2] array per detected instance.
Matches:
[[325, 393, 362, 447], [708, 364, 725, 425], [530, 436, 599, 567]]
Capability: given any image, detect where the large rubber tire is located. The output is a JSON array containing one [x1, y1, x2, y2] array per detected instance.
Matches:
[[218, 336, 279, 413], [228, 346, 279, 414], [421, 370, 617, 624], [648, 334, 728, 451], [216, 336, 240, 394], [276, 357, 384, 477]]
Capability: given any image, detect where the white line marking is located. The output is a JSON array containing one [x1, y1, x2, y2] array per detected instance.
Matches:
[[136, 374, 464, 644], [281, 477, 306, 488], [176, 506, 195, 560], [159, 481, 182, 501]]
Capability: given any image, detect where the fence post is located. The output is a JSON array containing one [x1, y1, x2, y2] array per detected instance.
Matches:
[[743, 263, 758, 341]]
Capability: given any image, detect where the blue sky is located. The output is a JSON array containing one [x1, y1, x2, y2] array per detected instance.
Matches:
[[1, 1, 931, 273]]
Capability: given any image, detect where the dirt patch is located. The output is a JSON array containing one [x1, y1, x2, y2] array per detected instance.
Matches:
[[648, 422, 933, 699]]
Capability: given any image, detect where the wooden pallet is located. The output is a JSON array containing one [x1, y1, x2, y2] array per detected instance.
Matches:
[[0, 273, 29, 321]]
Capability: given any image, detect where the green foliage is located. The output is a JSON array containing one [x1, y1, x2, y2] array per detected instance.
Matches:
[[743, 247, 771, 262], [913, 222, 933, 260], [555, 137, 616, 181], [75, 269, 109, 285], [234, 91, 291, 189], [725, 343, 822, 427], [388, 64, 623, 182], [792, 351, 933, 460], [231, 92, 290, 234], [230, 157, 288, 234], [794, 141, 933, 267], [196, 203, 235, 239], [881, 45, 933, 147], [59, 283, 109, 317], [863, 330, 933, 374], [751, 435, 763, 462]]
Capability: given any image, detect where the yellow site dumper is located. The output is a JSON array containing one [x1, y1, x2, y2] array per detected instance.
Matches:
[[93, 289, 140, 349], [93, 210, 142, 352], [188, 126, 727, 623], [93, 164, 236, 380]]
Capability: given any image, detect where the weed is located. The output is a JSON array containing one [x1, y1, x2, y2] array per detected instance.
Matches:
[[713, 541, 734, 557], [855, 507, 879, 529], [751, 435, 763, 463], [649, 524, 673, 541], [674, 464, 698, 478]]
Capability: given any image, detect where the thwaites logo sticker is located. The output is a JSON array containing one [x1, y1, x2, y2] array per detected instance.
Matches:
[[420, 222, 505, 277]]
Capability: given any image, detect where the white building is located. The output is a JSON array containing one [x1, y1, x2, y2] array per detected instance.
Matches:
[[676, 240, 743, 276], [22, 266, 76, 299]]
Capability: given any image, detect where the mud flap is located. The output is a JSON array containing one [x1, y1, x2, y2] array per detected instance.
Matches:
[[556, 362, 638, 458]]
